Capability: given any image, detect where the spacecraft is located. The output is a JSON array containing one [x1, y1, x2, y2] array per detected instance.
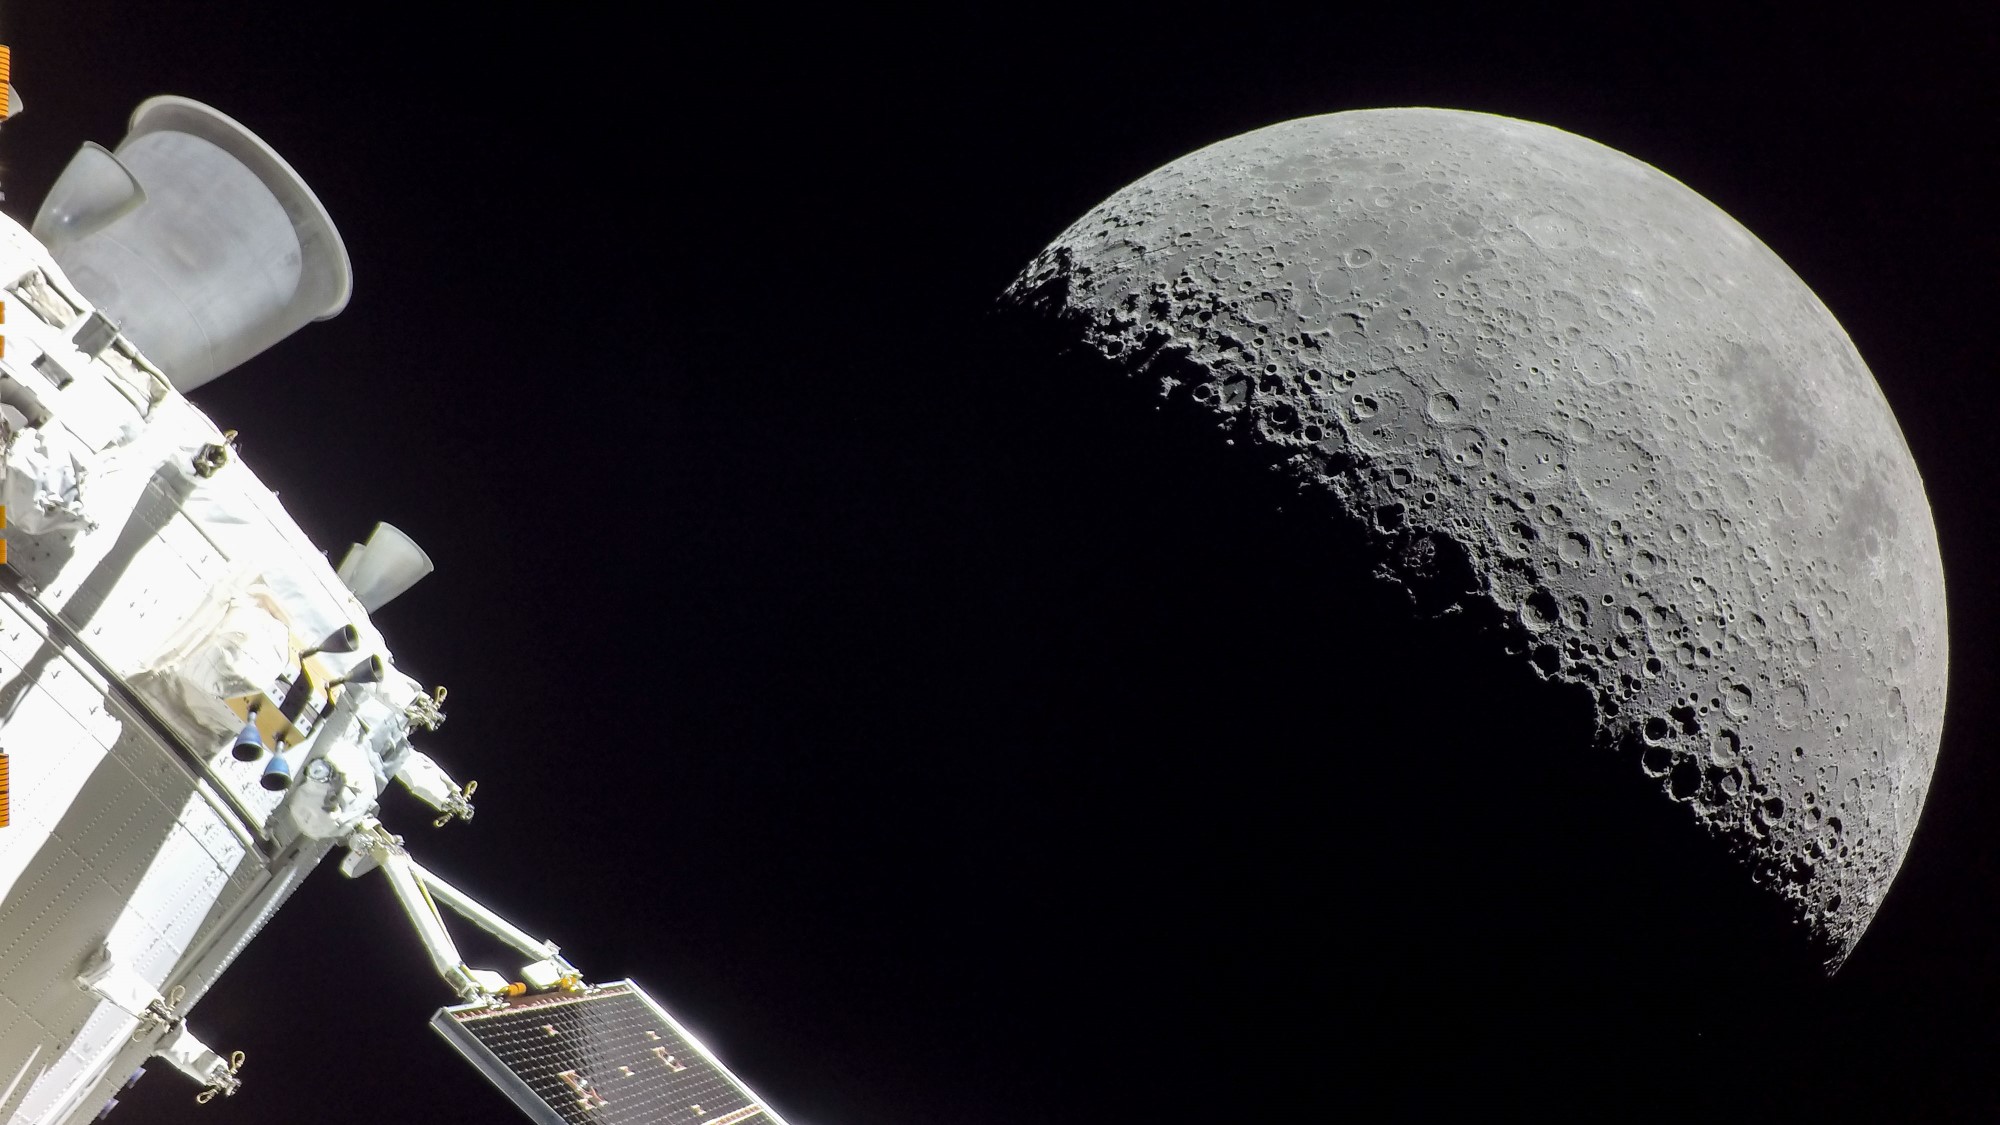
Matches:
[[0, 60, 788, 1124]]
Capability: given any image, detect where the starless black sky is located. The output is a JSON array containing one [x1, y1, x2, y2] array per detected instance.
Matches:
[[2, 4, 1998, 1122]]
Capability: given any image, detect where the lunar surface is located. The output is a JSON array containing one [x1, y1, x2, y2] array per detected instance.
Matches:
[[1003, 108, 1946, 965]]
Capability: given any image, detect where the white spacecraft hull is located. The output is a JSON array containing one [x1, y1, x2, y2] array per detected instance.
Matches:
[[0, 83, 788, 1124], [0, 209, 364, 1123]]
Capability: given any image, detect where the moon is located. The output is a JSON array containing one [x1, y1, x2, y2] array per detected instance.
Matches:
[[1003, 108, 1946, 966]]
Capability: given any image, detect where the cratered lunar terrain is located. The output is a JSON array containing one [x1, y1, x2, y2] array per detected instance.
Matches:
[[1004, 108, 1946, 966]]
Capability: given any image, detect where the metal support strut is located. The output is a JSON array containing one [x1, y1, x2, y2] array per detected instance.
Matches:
[[342, 817, 582, 1002]]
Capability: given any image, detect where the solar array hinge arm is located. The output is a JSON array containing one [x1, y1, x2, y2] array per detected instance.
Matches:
[[341, 817, 583, 1003]]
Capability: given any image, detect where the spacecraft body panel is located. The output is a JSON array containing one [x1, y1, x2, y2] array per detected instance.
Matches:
[[0, 210, 424, 1124]]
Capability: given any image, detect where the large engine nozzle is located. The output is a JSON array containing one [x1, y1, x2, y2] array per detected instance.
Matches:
[[32, 95, 352, 391]]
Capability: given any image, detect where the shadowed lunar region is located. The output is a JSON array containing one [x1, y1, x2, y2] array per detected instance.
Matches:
[[1005, 108, 1945, 966]]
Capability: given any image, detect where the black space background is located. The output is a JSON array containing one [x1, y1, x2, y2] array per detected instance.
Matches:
[[1, 4, 1997, 1122]]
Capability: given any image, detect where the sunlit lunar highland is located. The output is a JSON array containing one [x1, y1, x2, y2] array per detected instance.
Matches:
[[1004, 108, 1946, 966]]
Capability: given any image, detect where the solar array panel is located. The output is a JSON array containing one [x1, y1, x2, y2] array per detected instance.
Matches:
[[431, 981, 784, 1125]]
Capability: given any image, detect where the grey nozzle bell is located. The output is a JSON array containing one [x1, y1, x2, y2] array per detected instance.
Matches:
[[230, 715, 265, 762], [301, 624, 359, 658], [260, 752, 293, 791], [332, 655, 385, 688], [32, 96, 353, 391], [317, 655, 387, 724]]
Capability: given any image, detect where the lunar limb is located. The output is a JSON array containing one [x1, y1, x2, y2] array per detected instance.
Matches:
[[1005, 109, 1946, 966]]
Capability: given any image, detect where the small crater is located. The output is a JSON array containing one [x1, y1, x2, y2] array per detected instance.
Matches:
[[1670, 757, 1702, 801], [1507, 430, 1566, 484], [1446, 427, 1488, 466], [1669, 704, 1701, 736], [1641, 740, 1672, 776], [1559, 532, 1593, 565], [1522, 588, 1560, 631]]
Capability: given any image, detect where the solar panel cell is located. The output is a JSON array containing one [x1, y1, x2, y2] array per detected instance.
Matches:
[[432, 981, 783, 1125]]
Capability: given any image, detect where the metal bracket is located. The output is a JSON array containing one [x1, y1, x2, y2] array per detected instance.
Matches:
[[192, 430, 237, 477], [405, 685, 448, 731], [77, 950, 246, 1103], [133, 984, 187, 1042], [433, 779, 476, 828], [191, 1051, 245, 1104]]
